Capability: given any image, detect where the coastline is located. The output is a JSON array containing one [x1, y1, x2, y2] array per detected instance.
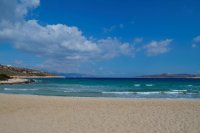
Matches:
[[0, 94, 200, 133], [0, 78, 33, 84], [0, 76, 64, 84], [11, 75, 65, 79]]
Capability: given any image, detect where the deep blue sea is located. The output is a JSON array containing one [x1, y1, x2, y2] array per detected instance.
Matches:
[[0, 78, 200, 98]]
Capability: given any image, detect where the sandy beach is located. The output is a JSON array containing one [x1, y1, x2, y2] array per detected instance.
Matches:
[[0, 76, 63, 84], [0, 78, 30, 84], [0, 75, 66, 85], [0, 94, 199, 133]]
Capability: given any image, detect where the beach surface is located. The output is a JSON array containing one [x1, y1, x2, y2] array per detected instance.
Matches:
[[0, 76, 63, 84], [0, 78, 30, 84], [0, 94, 199, 133]]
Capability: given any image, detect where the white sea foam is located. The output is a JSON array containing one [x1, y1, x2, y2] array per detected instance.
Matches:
[[136, 92, 160, 95], [102, 92, 135, 94], [164, 91, 199, 95], [64, 90, 78, 93], [134, 84, 141, 87], [171, 89, 187, 92], [102, 91, 161, 95], [145, 84, 154, 87], [187, 85, 193, 87], [4, 88, 38, 91], [164, 91, 179, 94], [102, 91, 196, 95]]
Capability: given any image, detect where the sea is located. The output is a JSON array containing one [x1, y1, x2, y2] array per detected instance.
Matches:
[[0, 78, 200, 98]]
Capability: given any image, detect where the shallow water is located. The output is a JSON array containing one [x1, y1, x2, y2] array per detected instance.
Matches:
[[0, 78, 200, 98]]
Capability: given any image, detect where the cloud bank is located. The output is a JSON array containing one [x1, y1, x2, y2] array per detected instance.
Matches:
[[0, 0, 134, 62], [0, 0, 173, 73]]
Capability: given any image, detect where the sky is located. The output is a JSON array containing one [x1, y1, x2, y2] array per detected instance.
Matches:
[[0, 0, 200, 77]]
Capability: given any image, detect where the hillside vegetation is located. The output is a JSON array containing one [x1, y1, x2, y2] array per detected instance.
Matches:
[[0, 74, 11, 81]]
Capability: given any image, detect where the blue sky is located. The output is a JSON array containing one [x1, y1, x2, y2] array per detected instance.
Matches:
[[0, 0, 200, 77]]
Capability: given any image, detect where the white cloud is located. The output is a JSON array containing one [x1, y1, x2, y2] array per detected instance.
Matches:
[[97, 37, 135, 59], [192, 44, 197, 48], [15, 0, 40, 19], [0, 0, 134, 63], [133, 37, 143, 44], [144, 39, 173, 56], [103, 24, 124, 33], [103, 25, 116, 33], [0, 20, 134, 61], [193, 35, 200, 43], [0, 20, 99, 54], [0, 0, 39, 23]]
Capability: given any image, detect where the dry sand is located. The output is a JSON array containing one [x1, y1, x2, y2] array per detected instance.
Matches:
[[0, 94, 199, 133]]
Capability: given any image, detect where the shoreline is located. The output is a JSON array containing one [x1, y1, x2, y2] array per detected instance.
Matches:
[[0, 94, 200, 133], [11, 75, 65, 78], [0, 93, 200, 100], [0, 76, 64, 84], [0, 78, 34, 84]]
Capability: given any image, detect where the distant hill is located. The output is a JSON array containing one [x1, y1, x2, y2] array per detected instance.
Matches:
[[0, 64, 54, 77], [138, 73, 200, 78]]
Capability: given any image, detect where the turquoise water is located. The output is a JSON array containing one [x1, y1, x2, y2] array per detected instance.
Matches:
[[0, 78, 200, 98]]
